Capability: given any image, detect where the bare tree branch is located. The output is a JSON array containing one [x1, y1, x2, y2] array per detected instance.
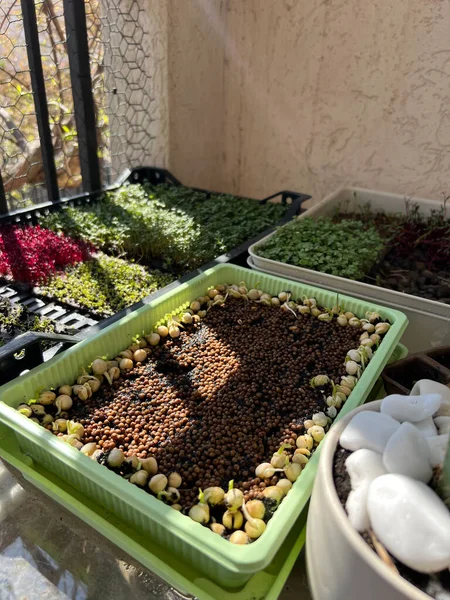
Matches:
[[0, 107, 28, 152], [0, 66, 30, 91], [0, 0, 18, 36], [4, 116, 80, 192], [42, 0, 67, 52], [42, 2, 65, 124]]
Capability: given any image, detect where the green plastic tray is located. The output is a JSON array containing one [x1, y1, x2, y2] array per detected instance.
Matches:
[[0, 264, 408, 588], [0, 372, 398, 599], [0, 425, 307, 600], [387, 342, 408, 363]]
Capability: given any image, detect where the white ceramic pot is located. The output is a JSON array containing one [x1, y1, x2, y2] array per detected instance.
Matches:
[[306, 400, 429, 600]]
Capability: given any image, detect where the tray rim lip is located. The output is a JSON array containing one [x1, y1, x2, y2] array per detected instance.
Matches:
[[0, 263, 408, 575], [248, 186, 450, 319]]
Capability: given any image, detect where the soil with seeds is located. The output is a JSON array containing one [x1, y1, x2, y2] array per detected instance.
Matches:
[[333, 445, 450, 599], [334, 210, 450, 304], [370, 258, 450, 304], [72, 298, 362, 508]]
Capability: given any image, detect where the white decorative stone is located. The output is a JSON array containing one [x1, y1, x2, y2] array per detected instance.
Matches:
[[434, 416, 450, 435], [340, 412, 400, 453], [380, 393, 442, 422], [367, 474, 450, 573], [437, 397, 450, 417], [410, 379, 450, 405], [413, 416, 438, 438], [383, 422, 432, 483], [345, 449, 386, 532], [427, 434, 449, 467]]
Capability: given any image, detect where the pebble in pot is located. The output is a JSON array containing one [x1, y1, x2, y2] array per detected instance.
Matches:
[[412, 416, 437, 438], [436, 398, 450, 417], [339, 379, 450, 580], [345, 449, 386, 532], [427, 433, 448, 467], [410, 379, 450, 406], [435, 416, 450, 435], [340, 412, 400, 453], [382, 422, 432, 483], [367, 474, 450, 573], [380, 393, 442, 422]]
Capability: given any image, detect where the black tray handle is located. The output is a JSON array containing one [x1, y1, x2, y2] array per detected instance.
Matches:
[[284, 194, 309, 220], [122, 167, 182, 187], [260, 189, 311, 204], [259, 191, 312, 222], [0, 332, 82, 386]]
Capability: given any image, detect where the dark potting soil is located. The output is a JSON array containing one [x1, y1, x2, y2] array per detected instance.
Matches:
[[335, 210, 450, 304], [333, 444, 450, 599], [70, 298, 363, 511], [369, 258, 450, 304], [368, 212, 450, 303]]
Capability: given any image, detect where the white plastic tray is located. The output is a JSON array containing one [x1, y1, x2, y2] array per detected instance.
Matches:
[[248, 187, 450, 353]]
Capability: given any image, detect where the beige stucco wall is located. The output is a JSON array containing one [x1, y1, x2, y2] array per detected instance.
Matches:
[[167, 0, 227, 191], [167, 0, 450, 202]]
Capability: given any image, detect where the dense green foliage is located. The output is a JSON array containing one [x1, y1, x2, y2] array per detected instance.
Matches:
[[255, 218, 385, 280], [144, 183, 286, 252], [0, 297, 71, 347], [36, 254, 174, 317], [42, 183, 285, 271]]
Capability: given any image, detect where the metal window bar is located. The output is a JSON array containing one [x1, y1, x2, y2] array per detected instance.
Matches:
[[20, 0, 59, 204], [1, 0, 164, 214], [1, 1, 103, 216], [63, 0, 101, 194], [0, 170, 7, 215]]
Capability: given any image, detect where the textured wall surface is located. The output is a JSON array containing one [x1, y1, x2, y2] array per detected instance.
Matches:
[[167, 0, 450, 202], [168, 0, 227, 191]]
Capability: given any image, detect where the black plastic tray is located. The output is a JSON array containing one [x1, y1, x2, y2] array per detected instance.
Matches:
[[0, 167, 310, 381], [382, 345, 450, 395], [0, 166, 310, 225], [0, 331, 83, 386]]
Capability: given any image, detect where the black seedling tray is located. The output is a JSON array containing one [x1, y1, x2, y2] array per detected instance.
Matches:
[[0, 331, 83, 386], [0, 282, 99, 331], [0, 166, 310, 227], [382, 345, 450, 395], [0, 167, 310, 382]]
